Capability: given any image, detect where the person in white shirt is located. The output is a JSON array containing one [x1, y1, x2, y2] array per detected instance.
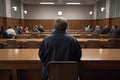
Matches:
[[6, 26, 16, 38]]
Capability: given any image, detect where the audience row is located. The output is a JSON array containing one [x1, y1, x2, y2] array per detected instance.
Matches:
[[85, 25, 120, 37], [0, 25, 45, 39]]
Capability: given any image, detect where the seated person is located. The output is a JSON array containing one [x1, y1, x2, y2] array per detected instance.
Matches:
[[109, 25, 120, 37], [6, 26, 16, 38], [23, 26, 29, 33], [101, 26, 111, 34], [18, 26, 24, 34], [32, 25, 40, 32], [0, 26, 9, 39], [93, 25, 103, 34], [38, 25, 45, 32], [38, 17, 82, 80], [14, 26, 19, 34]]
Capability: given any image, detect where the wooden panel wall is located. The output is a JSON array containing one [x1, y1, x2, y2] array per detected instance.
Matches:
[[68, 20, 93, 30], [1, 17, 120, 30], [0, 17, 22, 28], [96, 18, 110, 27], [24, 20, 54, 30], [5, 18, 21, 27], [0, 17, 4, 26], [109, 17, 120, 29], [24, 19, 94, 30]]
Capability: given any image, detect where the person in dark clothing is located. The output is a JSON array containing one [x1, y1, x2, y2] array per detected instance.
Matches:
[[38, 25, 45, 32], [0, 26, 9, 39], [101, 26, 111, 34], [109, 25, 120, 37], [38, 17, 82, 80]]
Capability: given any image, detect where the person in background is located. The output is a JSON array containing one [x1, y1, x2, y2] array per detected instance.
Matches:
[[6, 26, 16, 38], [38, 17, 82, 80], [109, 25, 120, 37], [0, 26, 9, 39], [32, 25, 40, 32], [101, 26, 111, 34], [14, 26, 19, 34], [93, 25, 103, 34], [38, 25, 45, 32], [23, 26, 29, 33], [18, 26, 24, 34]]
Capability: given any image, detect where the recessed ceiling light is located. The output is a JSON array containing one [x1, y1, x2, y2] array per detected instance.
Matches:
[[66, 2, 81, 5], [40, 2, 55, 4], [12, 6, 17, 11], [101, 7, 105, 12], [58, 11, 63, 16], [89, 11, 93, 15], [24, 10, 27, 14]]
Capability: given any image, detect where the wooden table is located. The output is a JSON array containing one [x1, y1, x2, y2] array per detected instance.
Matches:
[[0, 49, 120, 80], [0, 49, 119, 61]]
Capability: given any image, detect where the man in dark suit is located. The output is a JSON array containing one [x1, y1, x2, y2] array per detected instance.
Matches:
[[109, 26, 120, 37], [101, 26, 111, 34], [38, 17, 82, 80]]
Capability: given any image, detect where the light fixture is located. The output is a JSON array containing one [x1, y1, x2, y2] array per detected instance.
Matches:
[[66, 2, 81, 5], [40, 2, 55, 4], [89, 11, 93, 15], [101, 7, 105, 12], [58, 11, 63, 16], [24, 10, 27, 14], [12, 6, 17, 11]]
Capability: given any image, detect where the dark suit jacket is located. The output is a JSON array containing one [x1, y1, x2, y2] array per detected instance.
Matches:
[[38, 30, 82, 80], [109, 28, 120, 37]]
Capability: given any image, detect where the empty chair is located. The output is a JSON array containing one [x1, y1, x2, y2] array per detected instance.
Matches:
[[79, 34, 89, 38], [31, 32, 39, 38], [86, 40, 101, 48], [108, 38, 120, 48], [7, 39, 17, 48], [48, 61, 79, 80], [23, 41, 39, 48], [0, 43, 4, 49], [91, 33, 100, 38], [108, 33, 118, 38]]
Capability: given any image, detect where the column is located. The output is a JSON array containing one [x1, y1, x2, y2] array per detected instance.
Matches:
[[5, 0, 11, 18], [105, 0, 110, 18]]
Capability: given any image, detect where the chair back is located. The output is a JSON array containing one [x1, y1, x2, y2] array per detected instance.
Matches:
[[108, 38, 120, 48], [23, 41, 39, 48], [0, 43, 4, 49], [48, 61, 79, 80], [7, 39, 17, 48], [86, 40, 101, 48]]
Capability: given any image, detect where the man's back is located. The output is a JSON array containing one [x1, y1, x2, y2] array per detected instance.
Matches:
[[38, 17, 82, 80], [40, 30, 81, 64]]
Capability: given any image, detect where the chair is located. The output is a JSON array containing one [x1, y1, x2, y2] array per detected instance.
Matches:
[[86, 40, 101, 48], [91, 33, 100, 38], [23, 41, 39, 48], [108, 38, 120, 48], [31, 32, 39, 38], [7, 39, 17, 48], [108, 33, 118, 38], [48, 61, 79, 80], [0, 43, 4, 49]]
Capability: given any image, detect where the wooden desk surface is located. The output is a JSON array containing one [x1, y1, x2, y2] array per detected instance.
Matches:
[[0, 38, 108, 42], [0, 49, 120, 61]]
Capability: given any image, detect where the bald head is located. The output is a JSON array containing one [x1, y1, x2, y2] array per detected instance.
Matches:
[[54, 17, 68, 31]]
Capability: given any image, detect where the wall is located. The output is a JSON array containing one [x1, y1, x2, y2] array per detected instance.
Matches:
[[24, 5, 93, 20], [0, 0, 6, 17], [110, 0, 120, 18]]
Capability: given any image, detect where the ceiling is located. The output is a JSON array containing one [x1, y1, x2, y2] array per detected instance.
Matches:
[[20, 0, 99, 5]]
